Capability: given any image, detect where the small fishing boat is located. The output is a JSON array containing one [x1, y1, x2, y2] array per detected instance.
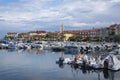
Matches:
[[51, 46, 64, 52], [8, 43, 16, 49], [0, 40, 9, 49], [56, 56, 75, 64]]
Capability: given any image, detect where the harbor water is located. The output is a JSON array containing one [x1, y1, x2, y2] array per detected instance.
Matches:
[[0, 49, 120, 80]]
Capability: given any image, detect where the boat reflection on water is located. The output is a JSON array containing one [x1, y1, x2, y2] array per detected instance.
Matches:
[[56, 51, 120, 80], [0, 48, 120, 80], [103, 69, 109, 79], [64, 49, 79, 55], [27, 49, 45, 54], [58, 62, 64, 69], [7, 49, 46, 54], [56, 62, 118, 80], [7, 49, 16, 52]]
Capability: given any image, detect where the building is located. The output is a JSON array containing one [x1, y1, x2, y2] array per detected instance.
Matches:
[[97, 27, 109, 38], [18, 33, 29, 39], [109, 24, 120, 36], [45, 32, 60, 40], [6, 32, 19, 39], [63, 31, 77, 40], [61, 24, 64, 33], [109, 24, 117, 36], [108, 24, 120, 41], [36, 30, 47, 36], [116, 24, 120, 35], [28, 30, 46, 40], [89, 28, 99, 37], [79, 30, 90, 38], [5, 24, 120, 41], [77, 28, 99, 38]]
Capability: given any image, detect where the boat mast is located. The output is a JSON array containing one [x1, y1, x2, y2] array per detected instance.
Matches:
[[118, 45, 120, 54]]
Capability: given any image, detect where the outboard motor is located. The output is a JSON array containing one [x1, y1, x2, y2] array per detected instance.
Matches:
[[59, 57, 64, 63], [82, 59, 87, 67], [74, 57, 77, 62], [104, 59, 109, 69]]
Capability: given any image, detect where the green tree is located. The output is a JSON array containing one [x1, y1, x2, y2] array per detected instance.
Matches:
[[75, 35, 82, 41], [104, 36, 110, 42], [93, 36, 100, 42], [84, 36, 91, 41], [60, 35, 66, 41], [45, 34, 53, 41], [114, 34, 120, 42], [4, 36, 14, 40], [68, 35, 82, 41], [68, 36, 75, 41]]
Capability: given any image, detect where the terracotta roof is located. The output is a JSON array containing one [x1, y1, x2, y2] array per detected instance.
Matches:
[[36, 30, 46, 33], [90, 29, 99, 32], [29, 30, 46, 33], [7, 32, 18, 34], [19, 33, 28, 35], [47, 32, 59, 36], [64, 31, 78, 34], [110, 24, 118, 27], [28, 31, 36, 33], [81, 30, 90, 32]]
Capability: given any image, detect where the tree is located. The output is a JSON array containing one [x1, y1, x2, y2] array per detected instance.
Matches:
[[114, 34, 120, 42], [60, 35, 66, 41], [68, 36, 75, 41], [45, 34, 53, 41], [84, 36, 91, 41], [4, 36, 14, 40], [104, 36, 110, 42], [68, 35, 82, 41], [93, 36, 100, 42], [75, 35, 82, 41]]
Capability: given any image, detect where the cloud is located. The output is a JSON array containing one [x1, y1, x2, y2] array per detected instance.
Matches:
[[0, 0, 120, 37]]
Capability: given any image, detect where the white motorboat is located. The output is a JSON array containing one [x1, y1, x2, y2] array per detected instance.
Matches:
[[91, 54, 120, 71], [63, 57, 75, 64], [105, 54, 120, 71]]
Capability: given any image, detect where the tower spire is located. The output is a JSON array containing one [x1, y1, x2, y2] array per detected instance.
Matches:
[[61, 23, 64, 33]]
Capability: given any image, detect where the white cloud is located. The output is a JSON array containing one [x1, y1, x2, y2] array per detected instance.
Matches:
[[0, 0, 120, 37], [110, 0, 120, 2]]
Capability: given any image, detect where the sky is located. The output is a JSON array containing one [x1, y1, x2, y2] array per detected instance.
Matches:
[[0, 0, 120, 38]]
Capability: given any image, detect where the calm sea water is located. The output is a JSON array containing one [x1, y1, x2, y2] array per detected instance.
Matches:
[[0, 49, 119, 80]]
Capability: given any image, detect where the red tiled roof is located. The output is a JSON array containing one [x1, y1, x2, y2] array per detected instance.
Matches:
[[21, 32, 27, 34], [29, 30, 46, 33], [7, 32, 18, 34], [81, 30, 90, 32], [90, 29, 99, 32], [36, 30, 46, 33], [110, 24, 118, 27], [64, 32, 77, 34], [28, 31, 36, 33]]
